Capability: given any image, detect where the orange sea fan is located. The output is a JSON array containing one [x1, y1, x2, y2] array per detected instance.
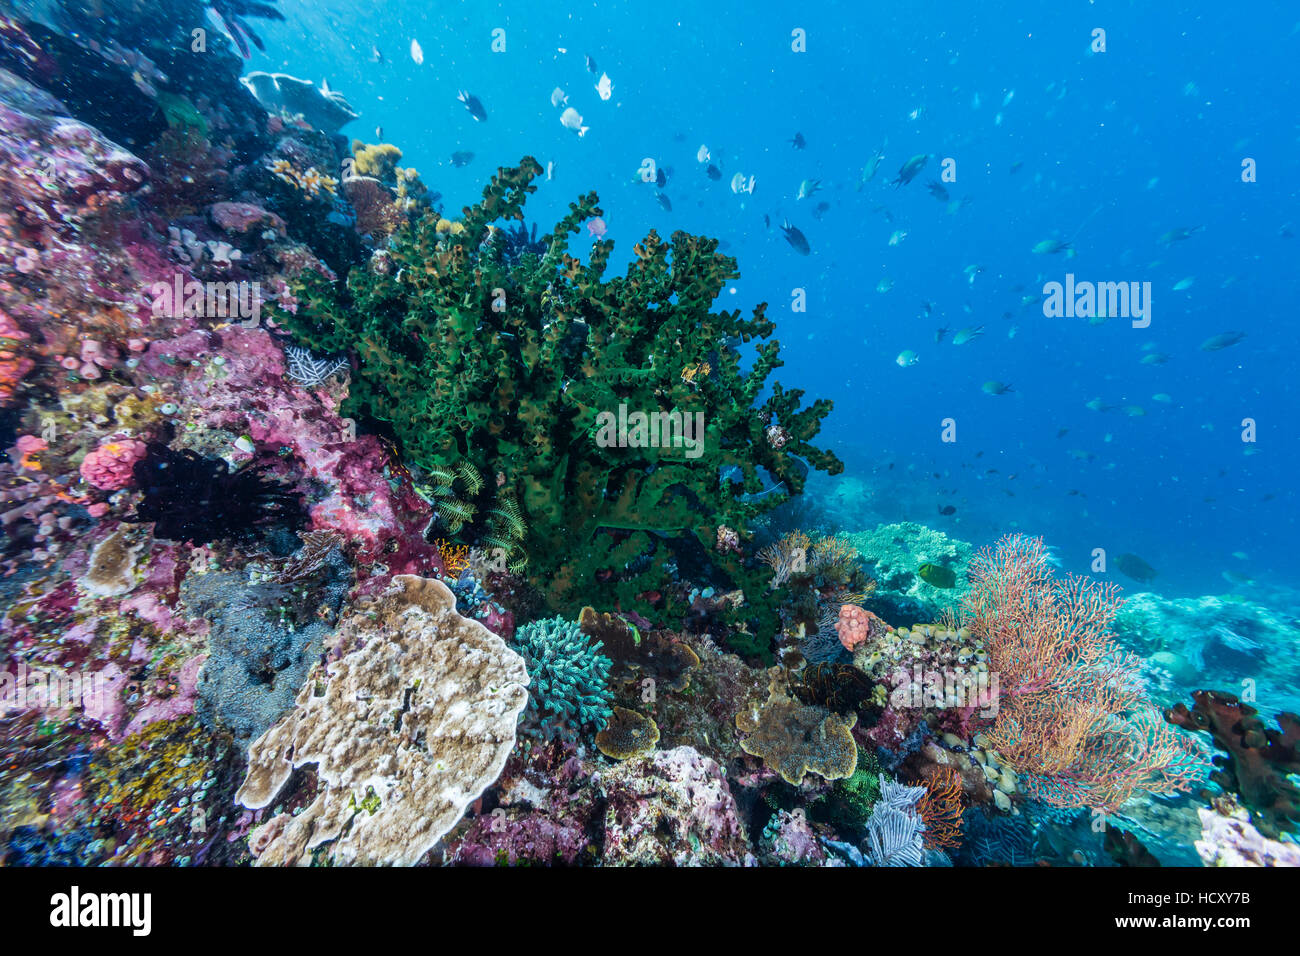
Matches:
[[917, 766, 965, 851]]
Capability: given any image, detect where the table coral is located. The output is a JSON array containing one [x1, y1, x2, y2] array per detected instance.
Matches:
[[236, 575, 530, 866]]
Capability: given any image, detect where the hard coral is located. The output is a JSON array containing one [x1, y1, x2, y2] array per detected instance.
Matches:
[[237, 576, 530, 866], [79, 438, 147, 490], [512, 615, 614, 738]]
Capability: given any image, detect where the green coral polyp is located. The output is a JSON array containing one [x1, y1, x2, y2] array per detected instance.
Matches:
[[279, 156, 842, 652]]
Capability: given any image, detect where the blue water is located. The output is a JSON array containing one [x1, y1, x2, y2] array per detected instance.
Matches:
[[248, 0, 1299, 598]]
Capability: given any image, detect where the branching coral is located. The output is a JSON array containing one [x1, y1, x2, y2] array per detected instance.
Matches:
[[963, 534, 1207, 811], [511, 615, 614, 737], [278, 157, 842, 647]]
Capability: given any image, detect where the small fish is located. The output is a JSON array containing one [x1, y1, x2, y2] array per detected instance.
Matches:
[[890, 153, 929, 187], [1123, 405, 1146, 417], [550, 87, 568, 108], [1200, 331, 1246, 351], [1172, 276, 1195, 291], [781, 220, 810, 255], [371, 45, 386, 64], [1152, 393, 1173, 403], [375, 126, 383, 140], [410, 38, 424, 65], [730, 172, 755, 195], [586, 54, 599, 74], [888, 230, 907, 246], [1159, 226, 1203, 244], [876, 278, 894, 293], [1067, 449, 1096, 461], [811, 200, 830, 219], [656, 192, 672, 212], [1007, 325, 1019, 339], [925, 180, 950, 201], [697, 144, 710, 163], [595, 72, 613, 100], [1084, 397, 1115, 412], [895, 350, 919, 367], [858, 147, 886, 190], [1140, 352, 1170, 366], [952, 326, 984, 345], [789, 132, 807, 149], [917, 563, 957, 589], [938, 505, 956, 515], [1032, 238, 1073, 256], [982, 381, 1014, 395], [546, 160, 556, 181], [458, 90, 487, 121], [559, 106, 588, 136], [1002, 89, 1015, 107], [933, 327, 950, 344], [450, 150, 474, 167], [656, 167, 668, 188], [1115, 553, 1158, 583], [797, 178, 821, 200]]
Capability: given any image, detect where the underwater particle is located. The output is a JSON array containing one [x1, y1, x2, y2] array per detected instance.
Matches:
[[916, 562, 957, 589], [1114, 552, 1157, 583], [595, 706, 660, 759]]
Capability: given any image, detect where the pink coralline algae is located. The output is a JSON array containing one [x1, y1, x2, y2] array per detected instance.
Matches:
[[79, 439, 148, 490]]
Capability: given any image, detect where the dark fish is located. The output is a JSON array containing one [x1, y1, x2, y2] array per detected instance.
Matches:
[[586, 54, 599, 74], [790, 132, 807, 149], [1200, 331, 1246, 351], [656, 192, 672, 212], [780, 220, 810, 255], [763, 214, 771, 229], [917, 563, 957, 588], [655, 167, 667, 187], [706, 164, 722, 181], [450, 150, 474, 167], [457, 90, 487, 121], [1115, 553, 1158, 583], [890, 153, 929, 187], [812, 200, 831, 220], [938, 505, 956, 516], [925, 180, 949, 201]]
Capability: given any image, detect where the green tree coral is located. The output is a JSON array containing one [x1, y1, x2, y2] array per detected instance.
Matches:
[[279, 157, 842, 651]]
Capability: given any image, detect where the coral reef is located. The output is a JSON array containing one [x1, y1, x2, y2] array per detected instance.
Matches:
[[735, 668, 858, 784], [511, 615, 614, 738], [279, 157, 842, 651], [236, 576, 530, 865]]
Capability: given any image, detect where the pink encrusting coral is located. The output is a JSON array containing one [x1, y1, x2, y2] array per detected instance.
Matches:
[[79, 438, 148, 490], [834, 603, 883, 651]]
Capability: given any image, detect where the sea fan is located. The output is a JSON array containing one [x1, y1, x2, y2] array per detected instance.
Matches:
[[130, 444, 304, 544]]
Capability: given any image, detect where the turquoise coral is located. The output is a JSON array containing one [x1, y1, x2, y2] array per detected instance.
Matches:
[[512, 616, 615, 736]]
